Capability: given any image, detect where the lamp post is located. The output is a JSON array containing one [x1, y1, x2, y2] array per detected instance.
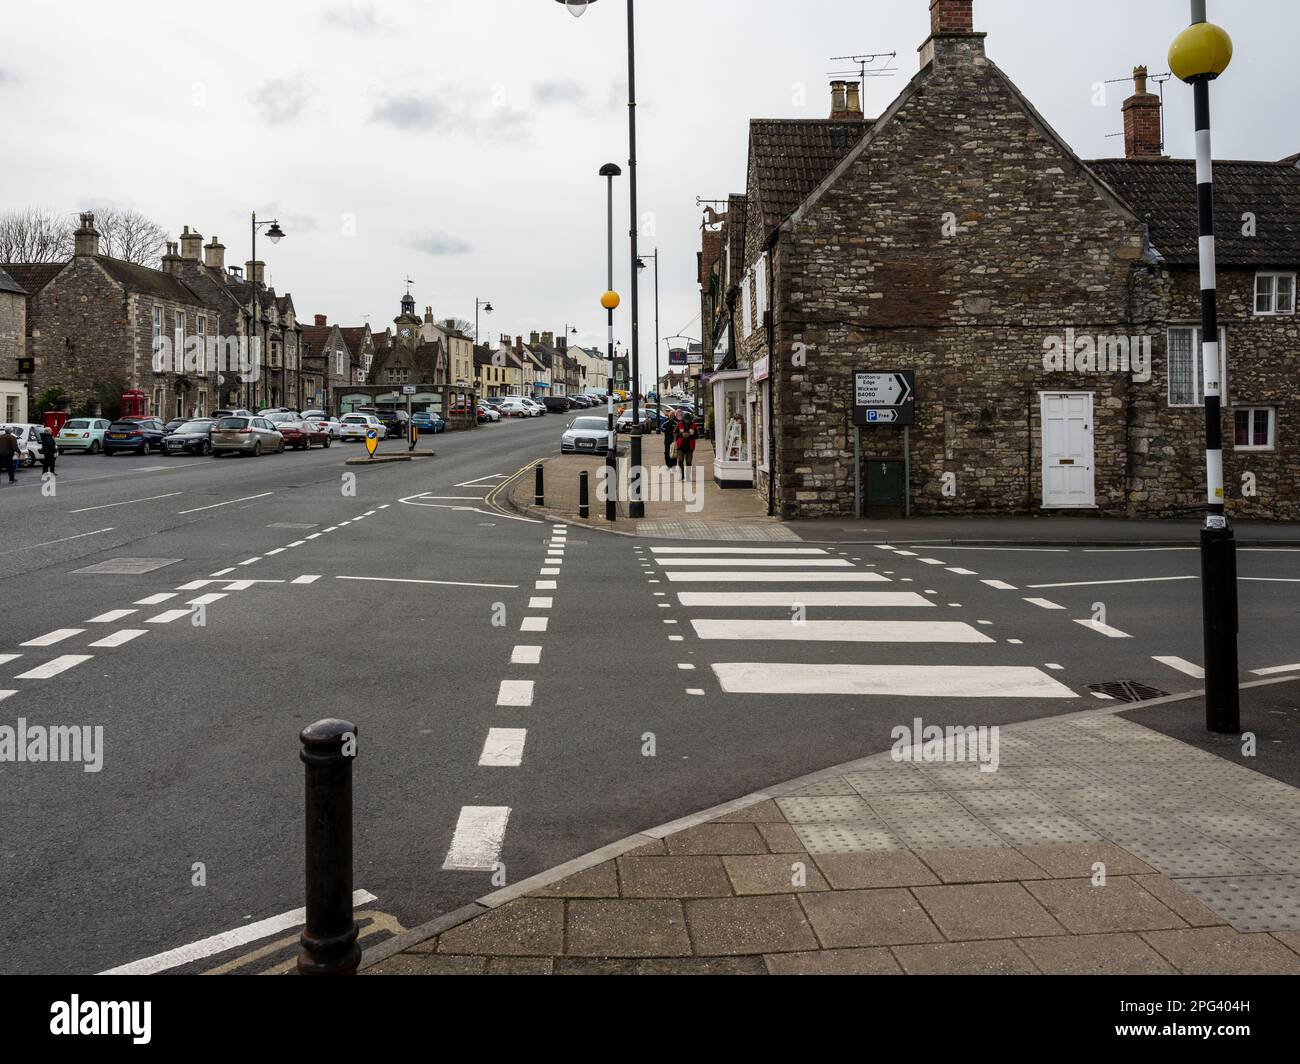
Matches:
[[555, 0, 644, 516], [1169, 1, 1239, 735], [637, 250, 660, 432], [600, 163, 622, 521], [248, 212, 285, 410], [475, 298, 494, 346]]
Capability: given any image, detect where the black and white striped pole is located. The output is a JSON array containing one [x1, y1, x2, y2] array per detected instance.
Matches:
[[1170, 1, 1239, 734], [600, 162, 622, 522]]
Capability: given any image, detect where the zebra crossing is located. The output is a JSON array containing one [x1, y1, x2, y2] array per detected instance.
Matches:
[[644, 545, 1079, 702]]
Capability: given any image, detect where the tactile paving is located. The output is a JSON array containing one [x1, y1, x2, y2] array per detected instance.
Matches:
[[1119, 838, 1270, 878], [951, 789, 1065, 816], [842, 769, 935, 796], [875, 812, 1007, 851], [1174, 875, 1300, 933], [981, 813, 1103, 847], [792, 819, 904, 854], [777, 776, 861, 798], [776, 795, 872, 823], [865, 792, 967, 818]]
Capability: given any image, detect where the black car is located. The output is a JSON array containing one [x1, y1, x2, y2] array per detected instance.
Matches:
[[163, 417, 191, 434], [163, 418, 217, 456], [543, 396, 573, 413], [103, 417, 167, 455]]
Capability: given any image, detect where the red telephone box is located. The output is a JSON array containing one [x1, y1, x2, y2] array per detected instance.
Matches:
[[121, 390, 148, 418]]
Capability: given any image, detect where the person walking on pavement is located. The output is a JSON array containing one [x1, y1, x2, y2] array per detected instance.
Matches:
[[39, 426, 58, 476], [675, 411, 699, 480], [0, 426, 18, 483], [663, 408, 681, 472]]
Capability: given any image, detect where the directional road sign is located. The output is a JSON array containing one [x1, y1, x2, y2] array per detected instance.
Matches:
[[853, 370, 915, 427]]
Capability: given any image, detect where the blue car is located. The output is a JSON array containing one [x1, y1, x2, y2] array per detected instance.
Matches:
[[411, 412, 447, 435]]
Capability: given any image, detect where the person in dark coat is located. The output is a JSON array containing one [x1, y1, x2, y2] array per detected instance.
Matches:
[[675, 412, 699, 479], [0, 426, 18, 483], [663, 409, 681, 471], [39, 427, 58, 476]]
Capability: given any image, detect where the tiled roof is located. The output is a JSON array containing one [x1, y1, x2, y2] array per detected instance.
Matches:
[[1282, 153, 1299, 166], [300, 324, 334, 353], [0, 262, 65, 297], [93, 257, 202, 302], [339, 327, 370, 354], [748, 119, 872, 233], [1089, 158, 1300, 266], [0, 266, 28, 295]]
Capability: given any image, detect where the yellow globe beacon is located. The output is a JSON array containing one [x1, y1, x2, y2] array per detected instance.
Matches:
[[601, 290, 621, 311], [1169, 21, 1233, 83]]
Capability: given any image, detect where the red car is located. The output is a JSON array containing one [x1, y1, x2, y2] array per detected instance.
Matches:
[[278, 419, 332, 450]]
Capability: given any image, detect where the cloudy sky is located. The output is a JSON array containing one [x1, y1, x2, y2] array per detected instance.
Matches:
[[2, 0, 1295, 389]]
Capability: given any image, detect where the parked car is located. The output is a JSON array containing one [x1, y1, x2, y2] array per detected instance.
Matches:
[[257, 408, 299, 418], [411, 411, 447, 434], [163, 418, 216, 456], [520, 397, 546, 417], [213, 408, 254, 419], [561, 415, 613, 456], [478, 402, 501, 423], [305, 415, 342, 439], [3, 424, 43, 466], [497, 398, 530, 418], [339, 413, 386, 442], [615, 408, 653, 432], [56, 417, 112, 455], [543, 396, 574, 414], [277, 419, 332, 450], [103, 417, 167, 455], [209, 415, 285, 457], [163, 417, 192, 434]]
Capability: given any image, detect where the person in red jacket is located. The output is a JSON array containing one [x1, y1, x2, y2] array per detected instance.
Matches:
[[674, 412, 699, 479]]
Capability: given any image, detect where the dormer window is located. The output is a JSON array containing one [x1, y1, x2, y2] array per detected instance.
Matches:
[[1255, 272, 1296, 315]]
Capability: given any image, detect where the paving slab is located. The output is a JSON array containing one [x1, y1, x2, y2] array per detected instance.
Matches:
[[764, 948, 902, 975], [892, 940, 1038, 975], [916, 847, 1049, 884], [1017, 933, 1177, 975], [617, 856, 734, 899], [437, 898, 564, 957], [662, 822, 771, 856], [812, 851, 941, 890], [685, 895, 820, 956], [799, 889, 944, 948], [1141, 927, 1300, 974], [1022, 877, 1188, 934], [1018, 843, 1158, 879], [912, 882, 1067, 941], [722, 854, 830, 895], [565, 900, 691, 958], [531, 861, 620, 899]]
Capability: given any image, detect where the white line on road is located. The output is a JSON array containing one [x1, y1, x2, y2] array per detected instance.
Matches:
[[238, 557, 260, 566], [540, 568, 561, 576], [711, 663, 1078, 699], [655, 558, 853, 568], [177, 492, 273, 515], [99, 890, 378, 975], [334, 575, 516, 589], [147, 609, 194, 624], [134, 593, 177, 606], [981, 580, 1019, 590], [287, 541, 305, 548], [88, 629, 149, 649], [0, 654, 20, 665], [1, 528, 115, 555], [479, 728, 528, 768], [176, 581, 213, 591], [520, 617, 549, 632], [497, 680, 535, 707], [15, 656, 94, 680], [918, 559, 948, 566], [1024, 598, 1066, 611], [1252, 663, 1300, 676], [455, 475, 508, 487], [293, 575, 323, 585], [1074, 618, 1132, 639], [69, 493, 182, 514], [946, 568, 979, 576], [536, 581, 557, 590], [1028, 576, 1196, 589], [528, 597, 554, 609], [265, 548, 285, 556], [21, 629, 86, 648], [676, 592, 934, 608], [187, 593, 228, 606], [665, 571, 891, 583], [1239, 577, 1300, 584], [692, 619, 994, 644], [649, 547, 829, 555], [1153, 656, 1206, 679], [0, 691, 13, 702], [421, 496, 488, 501], [210, 568, 236, 577], [442, 807, 511, 871], [511, 646, 542, 665]]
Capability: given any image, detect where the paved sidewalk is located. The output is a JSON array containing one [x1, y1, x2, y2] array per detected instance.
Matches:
[[364, 694, 1300, 975]]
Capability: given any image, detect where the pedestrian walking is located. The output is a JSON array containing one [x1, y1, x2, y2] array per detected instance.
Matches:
[[675, 412, 699, 479], [663, 408, 681, 471], [39, 427, 58, 476], [0, 426, 18, 483]]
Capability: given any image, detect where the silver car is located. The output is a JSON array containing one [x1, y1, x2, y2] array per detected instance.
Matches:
[[209, 415, 285, 457], [561, 415, 612, 456]]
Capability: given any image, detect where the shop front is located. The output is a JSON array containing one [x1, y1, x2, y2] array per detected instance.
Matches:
[[710, 369, 754, 489]]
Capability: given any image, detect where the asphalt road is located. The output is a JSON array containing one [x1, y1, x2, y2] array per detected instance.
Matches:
[[1, 417, 1297, 973]]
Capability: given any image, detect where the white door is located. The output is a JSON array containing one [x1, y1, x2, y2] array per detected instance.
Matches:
[[1041, 393, 1095, 508]]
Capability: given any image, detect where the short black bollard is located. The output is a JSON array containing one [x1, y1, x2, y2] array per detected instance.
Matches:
[[579, 470, 590, 519], [297, 719, 361, 976], [535, 463, 544, 507]]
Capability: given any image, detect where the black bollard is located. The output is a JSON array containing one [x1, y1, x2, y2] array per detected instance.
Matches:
[[579, 470, 590, 519], [297, 719, 361, 976], [535, 463, 544, 507]]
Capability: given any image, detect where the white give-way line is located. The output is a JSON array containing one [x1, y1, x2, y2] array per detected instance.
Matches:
[[455, 474, 508, 488], [177, 492, 274, 515], [337, 575, 519, 590], [100, 890, 377, 975], [69, 493, 182, 514], [1, 528, 115, 555]]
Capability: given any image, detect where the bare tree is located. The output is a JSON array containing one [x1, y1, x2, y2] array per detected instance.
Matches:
[[0, 207, 72, 262], [94, 207, 168, 268]]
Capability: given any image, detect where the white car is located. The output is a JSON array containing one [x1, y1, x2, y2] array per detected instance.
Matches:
[[520, 398, 545, 417], [498, 398, 532, 418], [3, 423, 44, 466], [339, 413, 387, 442], [303, 412, 342, 438]]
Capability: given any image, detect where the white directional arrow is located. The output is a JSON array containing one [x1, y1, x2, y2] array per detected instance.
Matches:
[[855, 372, 913, 407]]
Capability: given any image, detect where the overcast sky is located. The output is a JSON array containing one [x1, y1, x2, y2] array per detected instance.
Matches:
[[2, 0, 1295, 389]]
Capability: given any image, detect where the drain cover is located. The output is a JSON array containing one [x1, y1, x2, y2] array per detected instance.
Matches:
[[72, 558, 182, 575], [1087, 680, 1170, 704]]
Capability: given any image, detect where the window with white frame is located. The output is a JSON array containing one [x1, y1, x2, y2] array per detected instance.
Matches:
[[196, 316, 207, 374], [336, 350, 345, 378], [755, 254, 768, 322], [152, 307, 163, 369], [151, 386, 163, 417], [1234, 407, 1276, 451], [174, 311, 184, 373], [1255, 272, 1296, 316], [1167, 326, 1227, 407], [741, 273, 753, 337]]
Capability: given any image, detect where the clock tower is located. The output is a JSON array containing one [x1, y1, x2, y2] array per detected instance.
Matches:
[[394, 279, 422, 349]]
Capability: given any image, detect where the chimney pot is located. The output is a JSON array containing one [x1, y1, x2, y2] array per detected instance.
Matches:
[[74, 211, 100, 257], [179, 226, 203, 262], [829, 80, 847, 119], [315, 314, 327, 327], [204, 236, 226, 271], [845, 81, 863, 119]]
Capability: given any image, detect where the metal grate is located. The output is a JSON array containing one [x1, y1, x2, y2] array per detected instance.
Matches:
[[1087, 680, 1170, 703], [72, 558, 181, 575]]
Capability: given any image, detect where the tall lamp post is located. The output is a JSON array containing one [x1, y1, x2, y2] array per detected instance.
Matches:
[[475, 298, 494, 345], [1169, 1, 1239, 735], [248, 212, 285, 410], [600, 163, 622, 521], [637, 250, 660, 431], [556, 0, 644, 516]]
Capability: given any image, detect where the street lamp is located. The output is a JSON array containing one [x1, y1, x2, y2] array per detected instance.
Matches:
[[637, 251, 660, 431], [1169, 1, 1238, 735], [475, 298, 494, 345], [249, 212, 286, 410], [600, 162, 622, 522], [555, 0, 645, 516]]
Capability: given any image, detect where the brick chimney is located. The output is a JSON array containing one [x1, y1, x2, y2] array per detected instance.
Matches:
[[179, 226, 203, 261], [314, 314, 327, 328], [425, 306, 434, 324], [529, 331, 541, 346], [161, 241, 183, 276], [244, 260, 265, 285], [829, 80, 848, 119], [203, 236, 225, 271], [73, 212, 100, 257], [516, 335, 524, 353], [920, 0, 985, 69], [1123, 66, 1164, 159]]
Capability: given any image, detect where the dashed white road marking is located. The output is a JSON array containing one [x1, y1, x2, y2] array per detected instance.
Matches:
[[442, 807, 511, 871], [0, 691, 14, 702], [1252, 663, 1300, 676], [686, 689, 706, 696], [1153, 656, 1205, 679], [691, 620, 994, 644], [306, 534, 322, 540], [89, 629, 149, 649], [21, 629, 86, 648], [478, 728, 528, 768], [87, 609, 139, 624], [210, 568, 236, 577], [540, 568, 561, 576], [675, 593, 932, 610], [1074, 619, 1132, 639], [946, 568, 978, 576], [177, 492, 273, 515], [334, 575, 515, 589], [918, 559, 947, 566], [511, 646, 542, 665], [678, 664, 696, 671], [69, 492, 182, 514], [265, 548, 286, 556], [497, 680, 535, 707], [147, 609, 194, 625], [187, 593, 228, 606], [536, 581, 557, 590], [1024, 598, 1066, 611], [135, 593, 177, 606], [981, 580, 1018, 591], [98, 890, 377, 975], [0, 654, 20, 665], [15, 656, 94, 680], [520, 617, 549, 633], [175, 581, 213, 592], [293, 575, 323, 585], [528, 598, 554, 609], [711, 663, 1078, 699]]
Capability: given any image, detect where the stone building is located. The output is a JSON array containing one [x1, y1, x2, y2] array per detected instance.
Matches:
[[1, 267, 28, 423], [717, 0, 1299, 520], [368, 289, 446, 388], [301, 315, 352, 412]]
